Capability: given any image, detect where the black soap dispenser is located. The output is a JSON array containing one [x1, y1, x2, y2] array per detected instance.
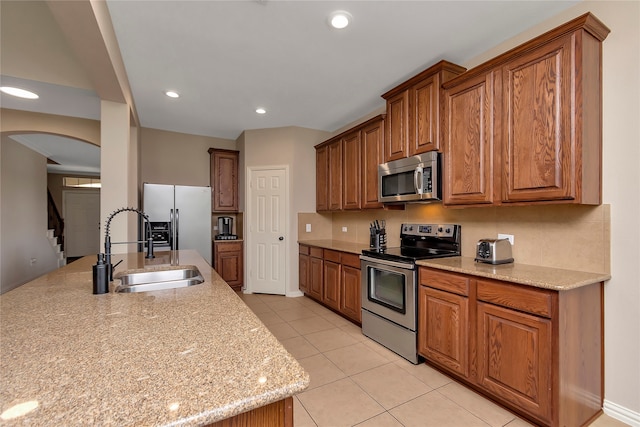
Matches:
[[93, 253, 109, 294]]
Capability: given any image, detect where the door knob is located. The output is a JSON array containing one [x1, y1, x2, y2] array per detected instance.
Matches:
[[279, 236, 284, 241]]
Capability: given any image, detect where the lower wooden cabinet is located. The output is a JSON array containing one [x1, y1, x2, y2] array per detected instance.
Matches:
[[418, 267, 603, 427], [308, 247, 324, 301], [298, 245, 361, 324], [323, 252, 341, 311], [340, 254, 362, 323], [213, 241, 243, 291]]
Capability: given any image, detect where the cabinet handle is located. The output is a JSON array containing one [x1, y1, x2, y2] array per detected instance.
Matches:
[[279, 236, 284, 241]]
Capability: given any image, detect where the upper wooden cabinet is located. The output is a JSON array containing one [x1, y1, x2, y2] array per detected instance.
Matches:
[[360, 119, 385, 209], [382, 60, 466, 161], [315, 115, 385, 212], [209, 148, 239, 212], [443, 70, 499, 206], [442, 13, 610, 207]]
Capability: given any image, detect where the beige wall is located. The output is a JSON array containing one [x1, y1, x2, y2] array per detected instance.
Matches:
[[140, 127, 236, 187], [243, 126, 330, 296], [1, 136, 60, 293], [300, 204, 610, 273]]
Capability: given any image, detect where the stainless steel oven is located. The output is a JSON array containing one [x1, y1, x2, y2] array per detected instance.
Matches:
[[361, 255, 419, 363], [361, 223, 461, 364]]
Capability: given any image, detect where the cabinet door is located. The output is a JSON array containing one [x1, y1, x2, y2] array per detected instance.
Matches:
[[443, 71, 498, 206], [361, 119, 384, 209], [418, 285, 469, 377], [502, 36, 574, 203], [477, 301, 552, 423], [410, 75, 439, 155], [214, 242, 243, 290], [316, 145, 329, 211], [342, 132, 361, 210], [328, 140, 343, 211], [323, 260, 341, 311], [299, 253, 309, 294], [385, 90, 409, 162], [309, 256, 323, 301], [340, 265, 361, 323], [210, 150, 239, 212]]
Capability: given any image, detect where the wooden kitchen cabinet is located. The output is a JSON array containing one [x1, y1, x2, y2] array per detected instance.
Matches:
[[214, 241, 243, 291], [360, 118, 384, 209], [315, 115, 385, 212], [328, 140, 343, 211], [299, 245, 361, 324], [418, 269, 470, 378], [322, 250, 341, 311], [418, 266, 604, 427], [442, 13, 610, 207], [443, 70, 499, 206], [298, 245, 310, 294], [382, 60, 466, 161], [209, 148, 239, 212], [342, 131, 362, 210], [340, 253, 361, 323], [308, 247, 324, 301], [315, 145, 329, 211]]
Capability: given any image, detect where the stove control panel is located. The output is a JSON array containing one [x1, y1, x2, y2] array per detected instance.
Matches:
[[401, 223, 458, 238]]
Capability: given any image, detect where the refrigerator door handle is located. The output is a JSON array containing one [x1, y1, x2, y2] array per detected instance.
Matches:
[[174, 209, 179, 251]]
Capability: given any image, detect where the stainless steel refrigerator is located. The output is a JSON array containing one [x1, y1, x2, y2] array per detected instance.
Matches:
[[142, 183, 212, 265]]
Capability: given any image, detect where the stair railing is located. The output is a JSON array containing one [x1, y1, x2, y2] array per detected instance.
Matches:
[[47, 189, 64, 250]]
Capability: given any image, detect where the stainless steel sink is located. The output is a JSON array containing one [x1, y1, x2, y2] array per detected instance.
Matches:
[[114, 266, 204, 293]]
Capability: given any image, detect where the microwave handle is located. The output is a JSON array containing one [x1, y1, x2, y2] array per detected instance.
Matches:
[[414, 167, 423, 194]]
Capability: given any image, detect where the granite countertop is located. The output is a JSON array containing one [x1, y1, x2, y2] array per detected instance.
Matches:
[[417, 256, 611, 291], [297, 240, 609, 291], [0, 250, 308, 426], [298, 239, 367, 255]]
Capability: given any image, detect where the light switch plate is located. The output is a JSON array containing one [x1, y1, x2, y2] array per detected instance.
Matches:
[[305, 224, 311, 232], [342, 226, 348, 232]]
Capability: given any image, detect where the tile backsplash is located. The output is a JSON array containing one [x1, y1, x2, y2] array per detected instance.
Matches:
[[298, 204, 610, 274]]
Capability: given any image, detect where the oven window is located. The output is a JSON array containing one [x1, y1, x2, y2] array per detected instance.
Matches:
[[368, 268, 406, 314]]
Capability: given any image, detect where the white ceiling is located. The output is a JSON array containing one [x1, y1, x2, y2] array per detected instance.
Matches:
[[3, 0, 580, 173]]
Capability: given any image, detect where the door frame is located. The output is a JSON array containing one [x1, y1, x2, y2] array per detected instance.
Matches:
[[244, 165, 291, 296]]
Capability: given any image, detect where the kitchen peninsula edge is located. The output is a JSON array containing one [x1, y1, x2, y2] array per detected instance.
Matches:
[[0, 250, 309, 426]]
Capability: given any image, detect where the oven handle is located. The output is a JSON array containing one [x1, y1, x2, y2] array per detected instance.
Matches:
[[360, 255, 416, 270]]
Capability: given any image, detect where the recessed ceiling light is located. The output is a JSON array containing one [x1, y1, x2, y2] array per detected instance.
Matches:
[[256, 108, 266, 114], [328, 11, 352, 29], [165, 91, 180, 98], [0, 86, 39, 99]]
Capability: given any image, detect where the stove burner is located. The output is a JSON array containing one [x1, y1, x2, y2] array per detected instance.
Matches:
[[362, 223, 461, 262]]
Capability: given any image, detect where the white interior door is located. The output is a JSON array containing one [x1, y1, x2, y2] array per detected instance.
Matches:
[[247, 167, 288, 295], [63, 190, 100, 257]]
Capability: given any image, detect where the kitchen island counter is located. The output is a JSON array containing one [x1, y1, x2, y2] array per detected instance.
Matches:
[[0, 250, 308, 426]]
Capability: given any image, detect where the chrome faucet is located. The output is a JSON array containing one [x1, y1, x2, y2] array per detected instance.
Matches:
[[104, 207, 155, 281]]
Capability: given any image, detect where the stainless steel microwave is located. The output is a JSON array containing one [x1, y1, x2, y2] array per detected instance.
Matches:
[[378, 151, 441, 203]]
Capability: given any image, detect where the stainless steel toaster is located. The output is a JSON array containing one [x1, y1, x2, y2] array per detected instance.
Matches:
[[475, 238, 514, 264]]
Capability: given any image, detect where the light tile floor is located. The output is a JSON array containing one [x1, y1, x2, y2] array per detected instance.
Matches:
[[237, 292, 629, 427]]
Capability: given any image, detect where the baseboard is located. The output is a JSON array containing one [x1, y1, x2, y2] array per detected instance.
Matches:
[[286, 290, 304, 298], [604, 399, 640, 427]]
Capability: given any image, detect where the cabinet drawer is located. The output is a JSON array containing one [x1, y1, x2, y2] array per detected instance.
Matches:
[[310, 247, 324, 258], [342, 253, 361, 269], [324, 249, 341, 263], [419, 268, 469, 296], [215, 241, 242, 253], [299, 245, 310, 255], [477, 279, 554, 318]]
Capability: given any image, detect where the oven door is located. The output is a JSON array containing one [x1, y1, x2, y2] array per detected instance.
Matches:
[[360, 255, 416, 331]]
